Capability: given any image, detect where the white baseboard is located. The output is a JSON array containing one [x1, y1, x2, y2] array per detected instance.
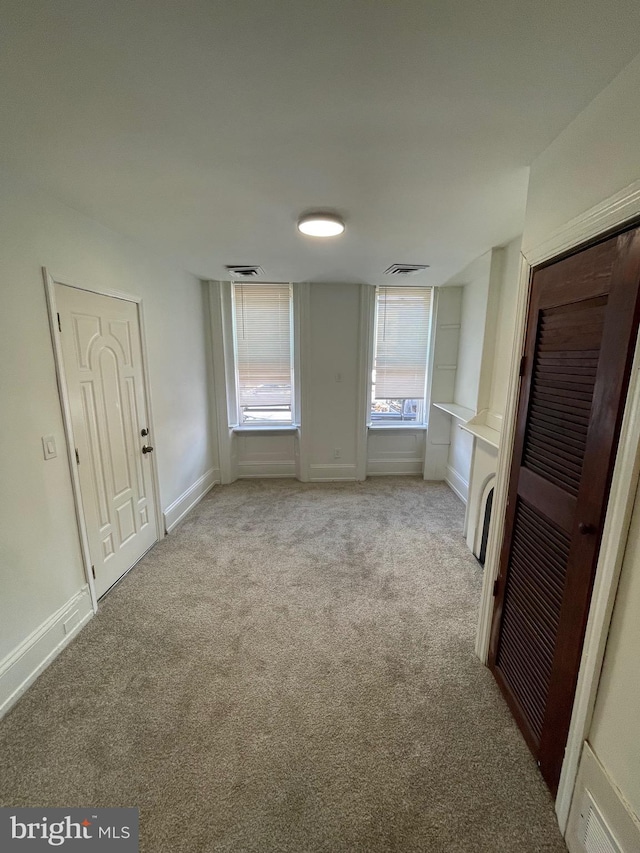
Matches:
[[566, 743, 640, 853], [163, 467, 219, 533], [309, 463, 358, 482], [423, 444, 450, 480], [367, 458, 424, 476], [446, 465, 469, 503], [0, 586, 93, 719], [237, 460, 296, 479]]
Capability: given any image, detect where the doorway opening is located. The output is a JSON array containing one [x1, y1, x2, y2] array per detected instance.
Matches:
[[44, 270, 163, 607]]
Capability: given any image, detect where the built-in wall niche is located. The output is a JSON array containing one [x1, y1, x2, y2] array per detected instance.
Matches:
[[423, 286, 465, 481], [424, 247, 505, 507]]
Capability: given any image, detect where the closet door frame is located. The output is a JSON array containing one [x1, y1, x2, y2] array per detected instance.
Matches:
[[474, 180, 640, 832]]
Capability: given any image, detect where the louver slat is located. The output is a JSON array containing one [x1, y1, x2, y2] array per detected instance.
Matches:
[[496, 500, 570, 743], [521, 301, 605, 496]]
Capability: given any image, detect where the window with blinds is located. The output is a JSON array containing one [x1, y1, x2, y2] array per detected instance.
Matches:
[[371, 286, 433, 423], [232, 283, 294, 424]]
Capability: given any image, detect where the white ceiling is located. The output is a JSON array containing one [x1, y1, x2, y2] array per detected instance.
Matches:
[[1, 0, 639, 285]]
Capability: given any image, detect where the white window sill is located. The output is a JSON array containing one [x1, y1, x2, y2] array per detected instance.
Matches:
[[367, 423, 428, 431], [232, 424, 299, 434]]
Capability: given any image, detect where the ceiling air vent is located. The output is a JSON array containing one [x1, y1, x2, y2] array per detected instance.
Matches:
[[384, 264, 430, 276], [225, 265, 265, 278]]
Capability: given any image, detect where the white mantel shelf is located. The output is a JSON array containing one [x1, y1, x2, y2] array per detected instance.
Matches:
[[460, 422, 501, 449], [432, 402, 475, 422], [433, 401, 501, 449]]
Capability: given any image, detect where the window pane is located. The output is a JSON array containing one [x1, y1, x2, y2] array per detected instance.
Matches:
[[371, 286, 432, 423], [241, 405, 292, 424], [374, 287, 432, 400], [233, 283, 293, 422], [370, 398, 423, 422]]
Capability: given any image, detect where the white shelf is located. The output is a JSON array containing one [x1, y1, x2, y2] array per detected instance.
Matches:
[[432, 402, 475, 422], [460, 422, 501, 449]]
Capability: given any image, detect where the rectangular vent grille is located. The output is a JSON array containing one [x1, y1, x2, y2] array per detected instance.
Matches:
[[496, 499, 570, 742], [522, 298, 606, 496], [580, 791, 621, 853], [225, 265, 265, 278], [384, 263, 429, 276]]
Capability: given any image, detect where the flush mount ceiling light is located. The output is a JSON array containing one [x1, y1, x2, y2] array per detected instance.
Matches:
[[297, 213, 345, 237]]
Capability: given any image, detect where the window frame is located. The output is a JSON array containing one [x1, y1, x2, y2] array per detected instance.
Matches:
[[367, 284, 435, 429], [229, 281, 297, 429]]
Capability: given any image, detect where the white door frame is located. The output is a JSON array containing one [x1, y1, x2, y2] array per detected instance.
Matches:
[[43, 268, 164, 613], [475, 179, 640, 833]]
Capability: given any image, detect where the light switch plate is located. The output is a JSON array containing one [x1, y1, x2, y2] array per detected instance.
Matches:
[[42, 434, 57, 460]]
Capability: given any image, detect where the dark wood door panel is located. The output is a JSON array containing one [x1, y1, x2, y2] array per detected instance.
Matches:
[[496, 498, 570, 729], [490, 225, 640, 795], [534, 238, 618, 309], [517, 468, 576, 533], [538, 227, 640, 789]]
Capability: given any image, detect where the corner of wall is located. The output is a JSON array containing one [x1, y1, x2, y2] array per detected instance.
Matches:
[[163, 467, 219, 533], [0, 586, 93, 719]]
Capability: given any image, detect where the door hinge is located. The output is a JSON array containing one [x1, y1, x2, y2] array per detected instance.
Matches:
[[493, 578, 500, 597], [57, 312, 62, 333], [519, 355, 526, 377], [75, 448, 80, 464], [91, 565, 96, 580]]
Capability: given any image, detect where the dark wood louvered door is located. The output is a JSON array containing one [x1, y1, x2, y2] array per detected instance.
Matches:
[[489, 226, 640, 794]]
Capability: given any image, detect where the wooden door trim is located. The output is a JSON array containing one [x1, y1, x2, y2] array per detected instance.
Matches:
[[43, 268, 164, 612], [475, 176, 640, 834]]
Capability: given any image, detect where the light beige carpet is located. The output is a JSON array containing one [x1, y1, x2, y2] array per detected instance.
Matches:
[[0, 478, 566, 852]]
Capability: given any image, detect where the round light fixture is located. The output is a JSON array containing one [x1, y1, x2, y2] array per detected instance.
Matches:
[[297, 213, 345, 237]]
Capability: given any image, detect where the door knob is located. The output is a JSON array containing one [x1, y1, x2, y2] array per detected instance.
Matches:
[[142, 445, 154, 454], [141, 428, 149, 436], [578, 522, 596, 535]]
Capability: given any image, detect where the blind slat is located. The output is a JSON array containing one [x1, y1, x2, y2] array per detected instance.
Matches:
[[234, 284, 292, 407], [374, 286, 432, 399]]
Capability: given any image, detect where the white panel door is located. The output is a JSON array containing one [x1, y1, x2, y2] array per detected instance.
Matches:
[[56, 285, 158, 597]]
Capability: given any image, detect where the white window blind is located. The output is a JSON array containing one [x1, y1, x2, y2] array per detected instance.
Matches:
[[233, 283, 292, 409], [374, 286, 433, 399]]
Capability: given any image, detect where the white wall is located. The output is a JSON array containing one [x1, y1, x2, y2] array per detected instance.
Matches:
[[440, 253, 493, 499], [236, 433, 296, 479], [214, 280, 424, 483], [305, 283, 363, 481], [424, 287, 462, 481], [0, 169, 216, 672], [521, 52, 640, 844], [453, 254, 492, 411], [524, 53, 640, 254], [219, 279, 477, 483], [487, 237, 522, 429], [589, 481, 640, 818], [367, 429, 425, 476], [434, 240, 522, 508], [446, 427, 473, 503], [461, 236, 521, 550]]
